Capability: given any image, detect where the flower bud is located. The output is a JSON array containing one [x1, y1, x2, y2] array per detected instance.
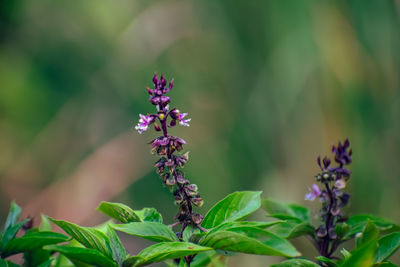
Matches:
[[328, 228, 337, 239], [176, 174, 187, 184], [166, 177, 176, 186], [166, 159, 174, 167], [331, 206, 341, 216], [150, 96, 160, 105], [160, 95, 170, 106], [191, 197, 204, 207], [22, 216, 34, 230], [154, 123, 161, 131], [317, 226, 327, 238], [191, 213, 204, 225]]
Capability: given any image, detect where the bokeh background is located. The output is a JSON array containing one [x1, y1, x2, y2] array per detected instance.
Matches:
[[1, 0, 400, 265]]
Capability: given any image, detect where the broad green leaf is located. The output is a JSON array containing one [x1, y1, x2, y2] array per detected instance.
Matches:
[[0, 259, 22, 267], [23, 248, 51, 267], [111, 222, 178, 242], [315, 256, 338, 267], [37, 259, 53, 267], [2, 231, 69, 257], [97, 202, 141, 223], [182, 225, 200, 242], [357, 220, 380, 248], [124, 242, 212, 267], [222, 226, 300, 257], [44, 245, 117, 267], [345, 215, 399, 240], [97, 202, 163, 223], [268, 220, 315, 239], [0, 219, 29, 251], [202, 191, 262, 229], [39, 215, 52, 231], [340, 239, 377, 267], [190, 251, 226, 267], [50, 218, 112, 259], [200, 230, 300, 257], [4, 201, 22, 231], [54, 254, 75, 267], [262, 199, 310, 222], [208, 220, 284, 235], [335, 223, 350, 239], [135, 208, 163, 223], [375, 232, 400, 263], [271, 259, 320, 267], [105, 225, 127, 266]]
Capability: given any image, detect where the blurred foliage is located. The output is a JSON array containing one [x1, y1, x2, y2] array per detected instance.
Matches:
[[0, 0, 399, 265]]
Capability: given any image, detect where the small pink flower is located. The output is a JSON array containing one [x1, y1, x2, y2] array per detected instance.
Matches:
[[178, 113, 191, 127], [135, 114, 153, 134], [305, 184, 322, 201]]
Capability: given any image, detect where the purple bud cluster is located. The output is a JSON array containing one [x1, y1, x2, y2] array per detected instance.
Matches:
[[306, 139, 352, 257], [135, 74, 203, 235]]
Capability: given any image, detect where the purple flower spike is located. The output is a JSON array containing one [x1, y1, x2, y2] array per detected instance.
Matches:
[[135, 114, 154, 134], [135, 74, 204, 232], [305, 184, 321, 201], [178, 113, 191, 127], [311, 139, 353, 257]]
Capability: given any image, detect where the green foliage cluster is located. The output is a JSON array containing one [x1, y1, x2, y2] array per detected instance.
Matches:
[[1, 193, 400, 266], [263, 200, 400, 266]]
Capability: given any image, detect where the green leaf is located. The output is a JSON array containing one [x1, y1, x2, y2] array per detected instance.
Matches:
[[357, 220, 380, 248], [23, 248, 51, 267], [97, 202, 163, 224], [49, 218, 112, 259], [190, 251, 226, 267], [44, 245, 117, 267], [345, 215, 399, 240], [226, 226, 300, 256], [316, 256, 338, 267], [340, 239, 377, 267], [268, 220, 315, 239], [182, 225, 200, 243], [335, 223, 350, 239], [200, 230, 300, 257], [105, 225, 127, 266], [1, 231, 69, 257], [208, 220, 284, 235], [4, 201, 22, 231], [0, 259, 22, 267], [53, 254, 75, 267], [271, 259, 320, 267], [375, 232, 400, 263], [37, 259, 53, 267], [39, 215, 52, 232], [134, 208, 163, 223], [124, 242, 212, 267], [262, 199, 310, 222], [111, 222, 178, 242], [0, 219, 29, 252], [340, 248, 351, 260], [97, 202, 141, 223], [202, 191, 262, 229]]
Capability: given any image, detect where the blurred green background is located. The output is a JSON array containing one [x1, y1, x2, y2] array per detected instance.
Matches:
[[1, 0, 399, 265]]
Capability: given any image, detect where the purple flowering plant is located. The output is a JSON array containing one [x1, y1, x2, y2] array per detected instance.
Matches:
[[1, 75, 400, 267], [264, 140, 400, 266]]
